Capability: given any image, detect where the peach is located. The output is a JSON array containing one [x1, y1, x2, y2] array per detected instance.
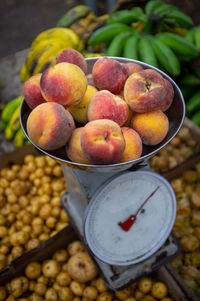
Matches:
[[40, 62, 88, 107], [158, 79, 174, 112], [80, 119, 125, 164], [56, 48, 88, 74], [124, 69, 167, 113], [131, 111, 169, 145], [119, 127, 143, 162], [66, 127, 92, 164], [27, 102, 75, 150], [23, 73, 46, 109], [124, 62, 144, 75], [69, 85, 98, 124], [88, 90, 129, 126], [92, 57, 129, 94]]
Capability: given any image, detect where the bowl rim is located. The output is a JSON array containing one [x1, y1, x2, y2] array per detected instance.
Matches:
[[20, 56, 185, 171]]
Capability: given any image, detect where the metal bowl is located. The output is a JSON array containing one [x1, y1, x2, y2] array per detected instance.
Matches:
[[20, 57, 185, 173]]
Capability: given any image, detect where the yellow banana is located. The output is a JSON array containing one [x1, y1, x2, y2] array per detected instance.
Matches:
[[70, 18, 93, 36], [26, 40, 58, 70], [14, 127, 27, 148], [27, 39, 74, 75], [5, 125, 15, 140], [32, 44, 67, 75], [169, 27, 188, 36], [20, 63, 31, 83], [70, 12, 97, 36], [132, 21, 145, 32], [9, 104, 21, 132], [77, 40, 84, 52], [60, 28, 80, 49], [31, 28, 80, 50]]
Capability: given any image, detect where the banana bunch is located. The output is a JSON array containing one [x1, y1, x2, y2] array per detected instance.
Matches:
[[178, 70, 200, 127], [88, 2, 199, 78], [0, 96, 30, 147], [20, 27, 82, 83], [144, 0, 194, 31], [56, 4, 108, 52]]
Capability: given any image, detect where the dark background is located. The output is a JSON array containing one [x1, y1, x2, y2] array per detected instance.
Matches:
[[0, 0, 200, 59]]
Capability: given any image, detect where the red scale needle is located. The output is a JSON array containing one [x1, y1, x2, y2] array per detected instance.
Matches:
[[118, 186, 160, 232]]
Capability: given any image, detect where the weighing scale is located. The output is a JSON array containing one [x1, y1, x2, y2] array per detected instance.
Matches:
[[20, 57, 185, 291]]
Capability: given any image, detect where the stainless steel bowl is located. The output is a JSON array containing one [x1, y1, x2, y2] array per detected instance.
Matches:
[[20, 57, 185, 173]]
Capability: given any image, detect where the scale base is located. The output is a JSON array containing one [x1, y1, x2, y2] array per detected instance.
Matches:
[[61, 193, 181, 290], [61, 162, 181, 291]]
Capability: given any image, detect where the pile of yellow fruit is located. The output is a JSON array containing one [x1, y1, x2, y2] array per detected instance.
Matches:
[[0, 154, 68, 269]]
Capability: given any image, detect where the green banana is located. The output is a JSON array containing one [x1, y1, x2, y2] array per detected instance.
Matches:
[[79, 17, 108, 45], [107, 9, 141, 25], [186, 91, 200, 115], [184, 27, 196, 43], [164, 10, 194, 29], [131, 7, 147, 22], [107, 31, 132, 57], [156, 32, 199, 59], [180, 86, 196, 100], [123, 35, 139, 60], [14, 127, 27, 148], [0, 120, 7, 130], [138, 36, 158, 68], [1, 96, 23, 124], [24, 139, 31, 145], [153, 3, 178, 17], [181, 74, 200, 86], [150, 36, 180, 76], [144, 0, 165, 15], [88, 23, 132, 46], [194, 25, 200, 49], [4, 125, 15, 140], [191, 110, 200, 126], [57, 5, 91, 27], [9, 105, 21, 132]]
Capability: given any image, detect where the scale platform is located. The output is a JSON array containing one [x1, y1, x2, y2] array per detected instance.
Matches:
[[61, 162, 182, 291]]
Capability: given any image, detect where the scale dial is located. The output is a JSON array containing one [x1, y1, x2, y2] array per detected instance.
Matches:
[[84, 171, 176, 266]]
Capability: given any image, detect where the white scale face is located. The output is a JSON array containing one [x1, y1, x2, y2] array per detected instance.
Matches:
[[84, 171, 176, 266]]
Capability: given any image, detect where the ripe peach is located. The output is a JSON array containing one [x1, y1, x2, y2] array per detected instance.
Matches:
[[131, 111, 169, 145], [88, 90, 129, 126], [40, 62, 87, 107], [69, 85, 98, 124], [56, 48, 88, 74], [27, 102, 75, 150], [119, 127, 143, 162], [124, 69, 167, 113], [92, 57, 129, 94], [66, 127, 92, 164], [124, 62, 144, 75], [158, 79, 174, 112], [23, 73, 45, 109], [80, 119, 125, 164]]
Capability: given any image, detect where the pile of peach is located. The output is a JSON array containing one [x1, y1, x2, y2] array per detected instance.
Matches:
[[24, 49, 174, 165]]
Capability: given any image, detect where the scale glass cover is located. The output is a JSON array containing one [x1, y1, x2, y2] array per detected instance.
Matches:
[[84, 170, 176, 266]]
